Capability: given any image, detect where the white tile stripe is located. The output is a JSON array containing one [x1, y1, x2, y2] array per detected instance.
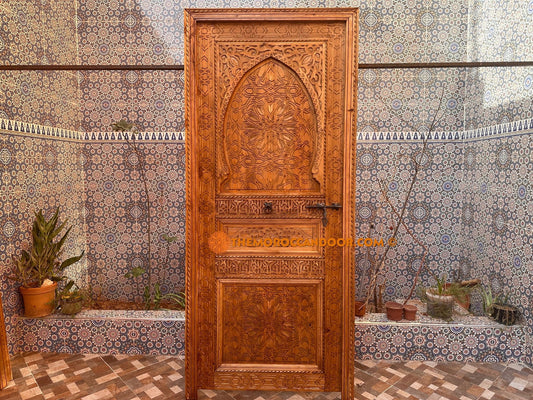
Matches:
[[1, 117, 531, 143]]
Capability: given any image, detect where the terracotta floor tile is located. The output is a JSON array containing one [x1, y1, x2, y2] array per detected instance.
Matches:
[[3, 353, 533, 400]]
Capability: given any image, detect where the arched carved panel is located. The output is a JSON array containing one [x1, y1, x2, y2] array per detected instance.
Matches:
[[221, 59, 320, 193]]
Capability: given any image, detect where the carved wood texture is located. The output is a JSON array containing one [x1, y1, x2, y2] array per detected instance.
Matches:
[[218, 280, 322, 365], [185, 9, 357, 399], [222, 59, 319, 192]]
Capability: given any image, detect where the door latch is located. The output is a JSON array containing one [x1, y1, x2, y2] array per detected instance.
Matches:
[[306, 203, 342, 226]]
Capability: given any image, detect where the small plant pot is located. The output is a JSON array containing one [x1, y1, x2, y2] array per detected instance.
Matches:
[[385, 301, 403, 321], [60, 297, 83, 315], [426, 290, 454, 320], [491, 303, 518, 325], [403, 304, 417, 321], [354, 301, 366, 317], [19, 283, 57, 317]]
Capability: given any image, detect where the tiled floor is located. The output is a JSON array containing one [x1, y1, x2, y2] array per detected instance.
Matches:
[[1, 352, 532, 400]]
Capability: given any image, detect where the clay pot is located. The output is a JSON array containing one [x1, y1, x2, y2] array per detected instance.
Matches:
[[354, 301, 366, 317], [403, 304, 417, 321], [385, 301, 403, 321], [19, 282, 57, 317]]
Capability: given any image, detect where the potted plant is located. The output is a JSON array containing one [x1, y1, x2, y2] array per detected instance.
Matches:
[[10, 207, 84, 317], [57, 280, 85, 315], [424, 274, 471, 320], [480, 285, 518, 325]]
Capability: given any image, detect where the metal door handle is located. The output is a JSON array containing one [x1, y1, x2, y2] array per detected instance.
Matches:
[[306, 203, 342, 226]]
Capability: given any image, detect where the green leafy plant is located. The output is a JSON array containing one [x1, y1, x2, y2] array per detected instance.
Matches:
[[427, 274, 471, 304], [479, 284, 510, 316], [57, 280, 96, 315], [10, 207, 85, 288], [112, 120, 185, 310]]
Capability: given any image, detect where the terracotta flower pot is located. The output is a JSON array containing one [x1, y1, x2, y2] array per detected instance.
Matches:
[[385, 301, 403, 321], [354, 301, 366, 317], [403, 304, 417, 321], [19, 282, 57, 317]]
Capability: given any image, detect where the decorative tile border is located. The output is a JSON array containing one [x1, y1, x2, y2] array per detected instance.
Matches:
[[2, 111, 530, 145], [0, 118, 83, 141], [357, 130, 462, 142], [0, 118, 185, 142], [82, 130, 184, 142], [462, 117, 533, 141], [357, 118, 533, 142]]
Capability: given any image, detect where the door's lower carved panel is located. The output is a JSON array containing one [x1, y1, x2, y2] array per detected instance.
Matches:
[[217, 279, 323, 367], [219, 219, 323, 256], [214, 371, 325, 391]]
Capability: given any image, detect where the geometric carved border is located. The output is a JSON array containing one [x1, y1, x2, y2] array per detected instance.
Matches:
[[215, 258, 325, 278]]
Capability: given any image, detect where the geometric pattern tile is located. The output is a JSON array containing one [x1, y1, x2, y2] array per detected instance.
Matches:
[[15, 307, 528, 364], [465, 67, 533, 130], [2, 352, 533, 400], [467, 0, 532, 63], [0, 130, 87, 354], [83, 141, 186, 302], [16, 311, 185, 357]]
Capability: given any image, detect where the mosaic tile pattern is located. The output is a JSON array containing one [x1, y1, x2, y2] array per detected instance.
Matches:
[[358, 67, 466, 133], [0, 71, 81, 131], [83, 141, 186, 302], [2, 352, 533, 400], [16, 312, 185, 356], [0, 0, 77, 65], [459, 127, 533, 366], [467, 0, 533, 62], [77, 0, 334, 66], [76, 0, 468, 66], [355, 141, 464, 302], [356, 0, 467, 64], [464, 67, 533, 130], [0, 129, 87, 354], [79, 70, 184, 133], [17, 306, 527, 364], [355, 323, 526, 363]]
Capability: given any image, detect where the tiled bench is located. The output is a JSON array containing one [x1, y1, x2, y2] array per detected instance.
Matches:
[[15, 310, 185, 356], [354, 304, 528, 363], [15, 306, 528, 363]]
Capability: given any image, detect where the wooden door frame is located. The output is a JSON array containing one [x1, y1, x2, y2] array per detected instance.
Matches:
[[185, 8, 358, 400]]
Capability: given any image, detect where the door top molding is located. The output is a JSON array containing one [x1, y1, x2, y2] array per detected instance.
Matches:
[[185, 8, 358, 22]]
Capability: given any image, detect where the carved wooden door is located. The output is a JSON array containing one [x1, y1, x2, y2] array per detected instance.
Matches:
[[185, 8, 358, 400]]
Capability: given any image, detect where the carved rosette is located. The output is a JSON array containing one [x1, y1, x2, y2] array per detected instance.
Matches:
[[219, 281, 321, 365], [221, 59, 319, 192]]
